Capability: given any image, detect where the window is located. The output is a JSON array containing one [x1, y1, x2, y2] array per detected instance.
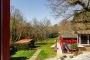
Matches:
[[81, 34, 87, 44]]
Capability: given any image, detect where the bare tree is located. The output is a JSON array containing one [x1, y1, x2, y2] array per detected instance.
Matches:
[[46, 0, 90, 31], [46, 0, 90, 19], [58, 20, 73, 34], [32, 17, 52, 44], [71, 11, 90, 30], [25, 22, 33, 39], [16, 23, 26, 40]]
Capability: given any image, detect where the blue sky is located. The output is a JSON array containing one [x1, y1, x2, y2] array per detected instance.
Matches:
[[10, 0, 63, 26]]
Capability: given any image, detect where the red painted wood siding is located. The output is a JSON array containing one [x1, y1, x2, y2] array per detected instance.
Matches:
[[60, 36, 77, 53]]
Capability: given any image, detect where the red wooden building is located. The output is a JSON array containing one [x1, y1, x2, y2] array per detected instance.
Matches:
[[60, 35, 77, 53]]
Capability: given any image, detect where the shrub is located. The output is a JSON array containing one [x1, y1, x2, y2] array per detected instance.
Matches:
[[60, 56, 64, 60], [70, 44, 78, 50], [69, 55, 73, 58], [63, 55, 67, 58], [14, 42, 31, 50], [10, 43, 17, 55]]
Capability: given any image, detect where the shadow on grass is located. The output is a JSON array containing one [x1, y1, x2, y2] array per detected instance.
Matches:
[[10, 50, 17, 56], [32, 46, 40, 48], [10, 57, 28, 60], [35, 43, 54, 45]]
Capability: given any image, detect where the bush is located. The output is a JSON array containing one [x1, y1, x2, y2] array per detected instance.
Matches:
[[63, 55, 67, 58], [69, 55, 74, 58], [14, 42, 32, 50], [70, 44, 78, 50], [60, 56, 64, 60], [10, 43, 17, 55]]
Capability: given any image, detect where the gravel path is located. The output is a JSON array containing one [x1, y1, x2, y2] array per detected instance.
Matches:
[[70, 53, 90, 60]]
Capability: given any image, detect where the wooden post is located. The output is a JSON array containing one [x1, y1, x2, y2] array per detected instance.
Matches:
[[2, 0, 10, 60], [71, 40, 73, 53], [1, 0, 2, 60], [77, 34, 78, 43], [79, 34, 81, 44], [87, 34, 89, 44]]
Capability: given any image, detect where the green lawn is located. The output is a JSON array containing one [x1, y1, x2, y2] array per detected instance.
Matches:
[[11, 50, 37, 60], [35, 36, 60, 60]]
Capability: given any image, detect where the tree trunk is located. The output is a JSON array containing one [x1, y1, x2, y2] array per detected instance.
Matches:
[[18, 33, 21, 41], [37, 37, 38, 41], [41, 39, 42, 45], [41, 32, 42, 45]]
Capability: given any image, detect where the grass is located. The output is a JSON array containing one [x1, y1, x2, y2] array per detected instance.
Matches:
[[35, 36, 60, 60], [36, 50, 49, 59], [10, 36, 60, 60], [11, 50, 37, 60]]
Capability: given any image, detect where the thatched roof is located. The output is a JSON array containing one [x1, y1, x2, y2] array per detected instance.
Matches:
[[15, 39, 33, 43], [77, 30, 90, 34]]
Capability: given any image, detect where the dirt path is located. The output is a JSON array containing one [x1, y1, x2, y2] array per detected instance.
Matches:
[[29, 49, 41, 60]]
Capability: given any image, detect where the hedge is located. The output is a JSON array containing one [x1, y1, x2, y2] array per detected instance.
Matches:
[[10, 43, 17, 55], [14, 42, 33, 50]]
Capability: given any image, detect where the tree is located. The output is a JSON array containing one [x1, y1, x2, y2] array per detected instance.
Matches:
[[47, 0, 90, 31], [58, 20, 73, 34], [25, 22, 33, 39], [10, 6, 26, 42], [47, 0, 90, 19], [16, 23, 26, 40], [32, 17, 52, 45], [71, 11, 90, 30]]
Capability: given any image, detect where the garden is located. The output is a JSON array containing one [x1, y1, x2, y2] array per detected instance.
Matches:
[[10, 40, 36, 60], [10, 37, 59, 60]]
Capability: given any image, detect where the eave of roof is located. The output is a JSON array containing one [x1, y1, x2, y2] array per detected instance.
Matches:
[[77, 30, 90, 34], [15, 39, 33, 43], [61, 35, 77, 38]]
